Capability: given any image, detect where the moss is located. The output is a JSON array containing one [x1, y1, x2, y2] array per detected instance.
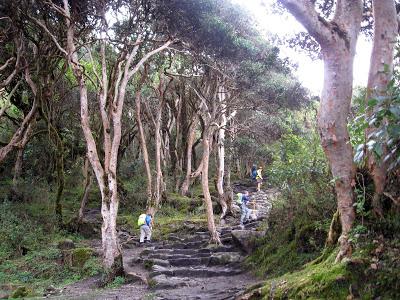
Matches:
[[251, 251, 350, 299], [10, 286, 30, 298], [247, 222, 325, 278], [143, 260, 154, 270], [147, 278, 157, 289], [71, 248, 94, 268]]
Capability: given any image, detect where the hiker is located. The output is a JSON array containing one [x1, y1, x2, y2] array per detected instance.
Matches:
[[256, 166, 263, 192], [239, 191, 251, 228], [251, 165, 257, 180], [138, 212, 153, 244]]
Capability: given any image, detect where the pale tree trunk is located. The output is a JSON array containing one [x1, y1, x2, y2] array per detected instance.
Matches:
[[78, 155, 93, 223], [320, 45, 357, 262], [201, 127, 221, 244], [62, 0, 172, 275], [151, 89, 166, 215], [216, 84, 228, 219], [180, 117, 197, 196], [280, 0, 363, 261], [135, 89, 152, 202], [366, 0, 397, 217]]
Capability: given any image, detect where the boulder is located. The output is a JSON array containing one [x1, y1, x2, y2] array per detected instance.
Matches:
[[209, 252, 243, 265], [231, 230, 265, 254], [125, 272, 147, 285], [149, 275, 189, 289], [62, 247, 94, 268]]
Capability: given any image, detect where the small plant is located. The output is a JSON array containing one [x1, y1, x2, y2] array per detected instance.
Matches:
[[106, 276, 125, 289]]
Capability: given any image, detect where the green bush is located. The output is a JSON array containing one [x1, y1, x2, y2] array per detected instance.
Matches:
[[0, 201, 48, 260]]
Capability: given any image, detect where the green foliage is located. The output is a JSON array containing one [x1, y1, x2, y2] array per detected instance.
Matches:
[[0, 201, 49, 260], [268, 130, 333, 213], [106, 276, 125, 289], [352, 69, 400, 169]]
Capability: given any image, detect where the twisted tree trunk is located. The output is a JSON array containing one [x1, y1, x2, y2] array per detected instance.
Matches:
[[280, 0, 363, 261]]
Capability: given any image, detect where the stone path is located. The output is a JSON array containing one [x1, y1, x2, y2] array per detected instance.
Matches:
[[47, 184, 275, 300], [124, 186, 273, 300]]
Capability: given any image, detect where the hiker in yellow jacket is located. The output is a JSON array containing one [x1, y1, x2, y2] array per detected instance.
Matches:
[[138, 213, 153, 245]]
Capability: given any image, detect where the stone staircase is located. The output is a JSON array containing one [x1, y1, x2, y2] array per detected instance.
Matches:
[[125, 187, 274, 300]]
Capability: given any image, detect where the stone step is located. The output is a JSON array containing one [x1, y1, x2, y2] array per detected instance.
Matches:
[[166, 252, 243, 267], [168, 257, 208, 267], [149, 265, 243, 278], [141, 245, 238, 257], [154, 240, 208, 250], [146, 252, 211, 260]]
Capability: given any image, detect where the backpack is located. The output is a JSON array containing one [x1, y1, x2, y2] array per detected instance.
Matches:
[[137, 214, 147, 227], [236, 193, 243, 205]]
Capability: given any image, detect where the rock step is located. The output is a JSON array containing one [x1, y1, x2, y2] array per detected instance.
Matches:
[[167, 252, 243, 267], [149, 265, 243, 278], [142, 245, 238, 257], [152, 240, 208, 250], [146, 252, 211, 260]]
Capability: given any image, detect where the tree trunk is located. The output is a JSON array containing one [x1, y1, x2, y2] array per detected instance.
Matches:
[[180, 118, 197, 196], [201, 127, 221, 244], [55, 141, 65, 228], [366, 0, 397, 217], [101, 180, 124, 278], [319, 44, 357, 262], [150, 92, 165, 215], [12, 119, 34, 191], [135, 90, 153, 202], [280, 0, 363, 262], [78, 156, 93, 223], [216, 84, 228, 219]]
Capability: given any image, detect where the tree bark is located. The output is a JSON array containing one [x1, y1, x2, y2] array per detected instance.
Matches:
[[201, 127, 221, 244], [280, 0, 363, 262], [78, 156, 93, 223], [180, 117, 197, 196], [135, 90, 153, 203], [12, 119, 34, 191], [366, 0, 397, 217], [150, 80, 166, 215], [216, 83, 228, 219]]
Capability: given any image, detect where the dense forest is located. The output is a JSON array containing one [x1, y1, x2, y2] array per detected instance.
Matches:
[[0, 0, 399, 299]]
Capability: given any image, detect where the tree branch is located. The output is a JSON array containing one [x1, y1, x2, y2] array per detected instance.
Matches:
[[279, 0, 332, 46]]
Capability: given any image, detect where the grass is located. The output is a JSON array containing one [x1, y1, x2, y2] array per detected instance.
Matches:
[[245, 231, 400, 299]]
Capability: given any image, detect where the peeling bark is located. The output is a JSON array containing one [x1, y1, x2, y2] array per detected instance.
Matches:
[[280, 0, 363, 261]]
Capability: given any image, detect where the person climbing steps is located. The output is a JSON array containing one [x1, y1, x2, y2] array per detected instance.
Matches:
[[239, 191, 251, 229], [138, 212, 153, 245], [256, 166, 263, 192]]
